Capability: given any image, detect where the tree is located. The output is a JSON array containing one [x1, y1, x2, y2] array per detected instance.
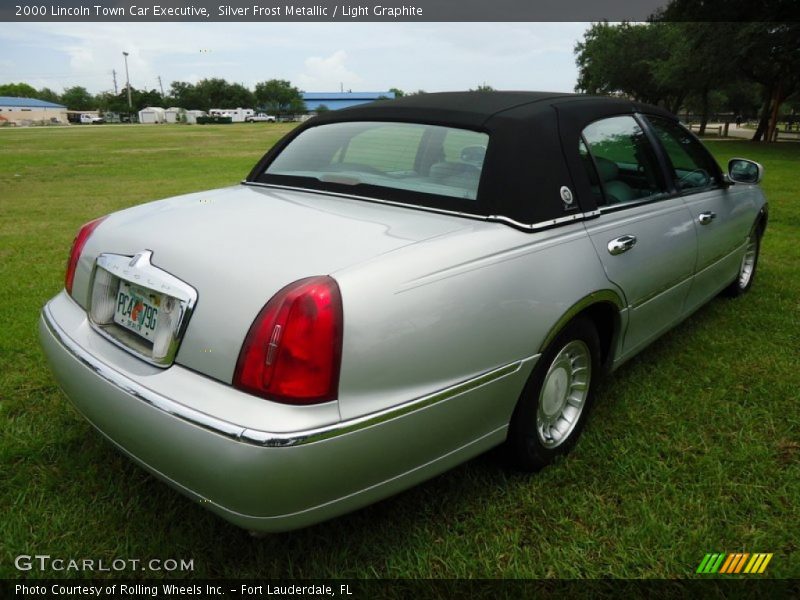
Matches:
[[254, 79, 305, 116], [168, 81, 203, 110], [728, 23, 800, 141], [470, 84, 495, 92], [93, 87, 165, 113], [654, 2, 800, 142], [575, 22, 683, 107], [225, 82, 256, 109], [653, 22, 734, 134], [37, 87, 62, 104], [315, 104, 330, 113], [170, 78, 257, 112], [388, 87, 405, 98], [131, 88, 164, 111], [95, 91, 127, 113], [0, 82, 39, 98], [60, 86, 95, 111], [574, 19, 798, 140]]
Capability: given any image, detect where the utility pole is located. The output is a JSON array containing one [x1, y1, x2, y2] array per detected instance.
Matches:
[[158, 75, 165, 100], [112, 69, 118, 94], [122, 51, 132, 114]]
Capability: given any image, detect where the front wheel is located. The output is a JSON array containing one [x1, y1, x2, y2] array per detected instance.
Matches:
[[724, 229, 761, 297], [506, 317, 601, 471]]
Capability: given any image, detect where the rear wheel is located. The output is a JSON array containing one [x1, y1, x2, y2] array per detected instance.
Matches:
[[506, 317, 601, 471]]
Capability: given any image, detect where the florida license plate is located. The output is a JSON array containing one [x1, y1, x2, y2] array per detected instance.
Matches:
[[113, 280, 161, 341]]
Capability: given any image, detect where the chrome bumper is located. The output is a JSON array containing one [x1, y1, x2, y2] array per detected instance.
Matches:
[[39, 293, 534, 531]]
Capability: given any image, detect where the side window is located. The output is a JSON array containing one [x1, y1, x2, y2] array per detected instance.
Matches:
[[646, 115, 720, 192], [581, 116, 667, 206]]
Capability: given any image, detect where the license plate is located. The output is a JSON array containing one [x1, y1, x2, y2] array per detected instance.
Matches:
[[113, 280, 162, 341]]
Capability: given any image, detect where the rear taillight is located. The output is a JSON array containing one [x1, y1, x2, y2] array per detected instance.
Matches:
[[65, 216, 107, 296], [234, 276, 343, 405]]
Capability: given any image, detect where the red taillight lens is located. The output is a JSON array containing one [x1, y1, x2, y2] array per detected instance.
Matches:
[[65, 216, 107, 296], [234, 276, 343, 405]]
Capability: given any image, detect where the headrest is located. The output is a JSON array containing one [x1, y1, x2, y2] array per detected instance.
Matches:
[[594, 156, 619, 182], [460, 145, 486, 164]]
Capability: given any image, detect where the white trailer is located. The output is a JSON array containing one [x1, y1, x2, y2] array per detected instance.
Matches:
[[209, 108, 254, 123]]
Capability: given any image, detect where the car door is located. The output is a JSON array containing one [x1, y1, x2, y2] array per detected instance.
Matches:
[[579, 115, 698, 359], [642, 115, 757, 312]]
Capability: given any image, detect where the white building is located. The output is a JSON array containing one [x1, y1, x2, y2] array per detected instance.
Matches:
[[165, 107, 186, 124], [0, 96, 68, 125], [138, 106, 166, 124], [185, 110, 207, 124]]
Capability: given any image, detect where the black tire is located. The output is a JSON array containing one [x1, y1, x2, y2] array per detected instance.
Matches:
[[506, 317, 601, 472], [723, 228, 761, 298]]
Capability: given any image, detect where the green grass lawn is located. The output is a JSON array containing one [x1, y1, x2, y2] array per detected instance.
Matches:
[[1, 125, 798, 579]]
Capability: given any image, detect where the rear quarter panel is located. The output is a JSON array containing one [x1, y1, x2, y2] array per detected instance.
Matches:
[[333, 219, 620, 421]]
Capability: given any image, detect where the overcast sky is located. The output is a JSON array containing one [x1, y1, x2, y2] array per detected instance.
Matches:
[[0, 22, 590, 95]]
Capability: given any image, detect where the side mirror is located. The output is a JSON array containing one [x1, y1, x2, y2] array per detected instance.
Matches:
[[728, 158, 764, 184]]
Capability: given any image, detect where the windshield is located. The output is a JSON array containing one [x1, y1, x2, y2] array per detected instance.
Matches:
[[260, 121, 489, 203]]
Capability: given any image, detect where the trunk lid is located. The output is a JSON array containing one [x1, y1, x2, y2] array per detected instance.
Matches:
[[78, 183, 471, 383]]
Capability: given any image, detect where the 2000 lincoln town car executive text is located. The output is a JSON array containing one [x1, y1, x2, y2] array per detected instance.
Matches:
[[40, 92, 768, 533]]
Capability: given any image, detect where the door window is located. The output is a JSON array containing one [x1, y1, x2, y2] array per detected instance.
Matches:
[[581, 116, 668, 207], [645, 115, 720, 192]]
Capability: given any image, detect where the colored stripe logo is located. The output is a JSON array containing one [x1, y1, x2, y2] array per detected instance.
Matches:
[[696, 553, 773, 574]]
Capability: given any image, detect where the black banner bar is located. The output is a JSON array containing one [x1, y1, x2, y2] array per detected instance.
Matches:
[[3, 579, 800, 599], [0, 0, 678, 23], [4, 0, 797, 23]]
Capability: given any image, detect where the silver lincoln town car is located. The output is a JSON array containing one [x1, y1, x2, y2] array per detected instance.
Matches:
[[40, 92, 768, 533]]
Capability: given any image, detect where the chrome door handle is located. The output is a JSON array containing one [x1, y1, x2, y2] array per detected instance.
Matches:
[[698, 211, 717, 225], [607, 235, 637, 255]]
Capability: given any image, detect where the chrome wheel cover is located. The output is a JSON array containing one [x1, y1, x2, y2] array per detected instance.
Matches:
[[738, 236, 758, 289], [536, 340, 591, 448]]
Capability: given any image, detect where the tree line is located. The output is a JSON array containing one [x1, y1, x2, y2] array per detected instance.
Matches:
[[0, 78, 307, 116], [575, 14, 799, 141], [1, 81, 493, 115]]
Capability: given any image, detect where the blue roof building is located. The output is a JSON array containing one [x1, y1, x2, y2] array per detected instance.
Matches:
[[0, 96, 69, 124], [302, 91, 395, 112], [0, 96, 66, 109]]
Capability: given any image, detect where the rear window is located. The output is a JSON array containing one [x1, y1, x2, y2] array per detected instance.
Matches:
[[260, 121, 489, 202]]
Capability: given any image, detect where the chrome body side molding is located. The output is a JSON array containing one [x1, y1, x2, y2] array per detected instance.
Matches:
[[43, 302, 525, 448]]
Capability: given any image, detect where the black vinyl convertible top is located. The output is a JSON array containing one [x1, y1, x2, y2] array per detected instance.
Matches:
[[312, 91, 575, 129], [247, 92, 676, 229]]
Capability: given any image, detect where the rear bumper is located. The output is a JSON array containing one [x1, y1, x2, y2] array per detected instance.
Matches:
[[39, 293, 532, 532]]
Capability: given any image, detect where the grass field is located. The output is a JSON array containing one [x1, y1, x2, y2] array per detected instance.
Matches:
[[1, 124, 798, 580]]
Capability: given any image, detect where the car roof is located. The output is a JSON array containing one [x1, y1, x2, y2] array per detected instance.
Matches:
[[333, 91, 573, 127], [249, 92, 678, 230], [315, 91, 673, 130]]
